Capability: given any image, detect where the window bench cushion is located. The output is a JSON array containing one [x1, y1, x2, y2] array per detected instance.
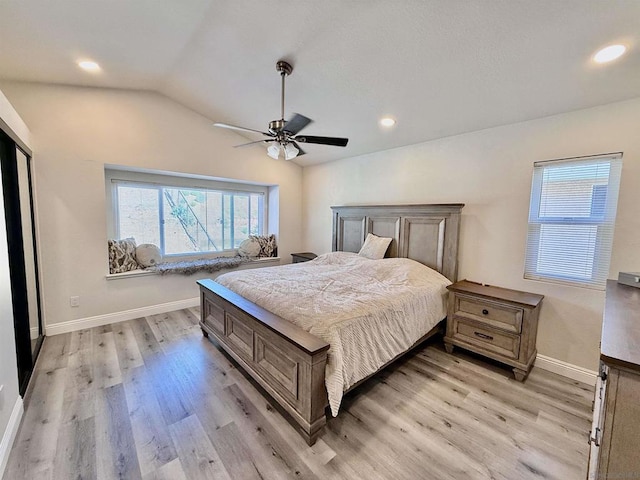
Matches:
[[106, 256, 280, 279], [150, 256, 251, 275]]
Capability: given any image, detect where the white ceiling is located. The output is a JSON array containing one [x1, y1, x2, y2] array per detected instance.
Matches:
[[1, 1, 639, 166]]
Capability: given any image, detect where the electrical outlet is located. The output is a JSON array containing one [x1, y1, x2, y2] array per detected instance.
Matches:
[[70, 296, 80, 307]]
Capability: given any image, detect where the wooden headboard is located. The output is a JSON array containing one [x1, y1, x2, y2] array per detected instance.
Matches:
[[331, 204, 464, 282]]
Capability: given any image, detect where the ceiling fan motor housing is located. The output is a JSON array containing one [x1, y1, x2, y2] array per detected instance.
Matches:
[[269, 119, 286, 133]]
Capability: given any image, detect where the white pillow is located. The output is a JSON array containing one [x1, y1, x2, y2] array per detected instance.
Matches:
[[358, 233, 392, 260], [135, 243, 162, 267], [238, 237, 261, 258]]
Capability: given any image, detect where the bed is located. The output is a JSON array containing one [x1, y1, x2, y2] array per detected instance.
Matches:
[[198, 204, 464, 444]]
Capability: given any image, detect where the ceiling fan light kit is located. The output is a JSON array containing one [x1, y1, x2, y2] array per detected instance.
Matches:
[[284, 143, 299, 160], [267, 143, 280, 160], [214, 60, 349, 161], [266, 141, 300, 161]]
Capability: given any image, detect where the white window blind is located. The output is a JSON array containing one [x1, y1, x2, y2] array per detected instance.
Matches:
[[524, 153, 622, 289]]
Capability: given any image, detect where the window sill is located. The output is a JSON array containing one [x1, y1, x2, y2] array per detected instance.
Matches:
[[524, 273, 606, 291], [106, 269, 156, 280], [106, 256, 281, 280]]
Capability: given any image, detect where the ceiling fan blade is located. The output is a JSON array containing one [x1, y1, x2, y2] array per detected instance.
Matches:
[[233, 139, 275, 148], [284, 113, 313, 135], [294, 135, 349, 147], [213, 122, 271, 136], [291, 141, 306, 156]]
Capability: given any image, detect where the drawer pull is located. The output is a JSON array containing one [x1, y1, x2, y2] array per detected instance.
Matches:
[[482, 309, 489, 315], [474, 331, 493, 341]]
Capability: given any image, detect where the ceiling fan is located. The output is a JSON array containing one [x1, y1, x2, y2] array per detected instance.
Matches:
[[214, 60, 349, 160]]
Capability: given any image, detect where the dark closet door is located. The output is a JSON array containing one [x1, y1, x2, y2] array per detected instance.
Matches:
[[0, 129, 43, 395], [15, 147, 43, 361]]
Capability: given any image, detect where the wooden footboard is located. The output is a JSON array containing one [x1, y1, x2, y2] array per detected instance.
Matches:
[[197, 279, 330, 445]]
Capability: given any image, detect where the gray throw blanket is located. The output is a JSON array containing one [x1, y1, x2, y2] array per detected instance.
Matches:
[[151, 256, 251, 275]]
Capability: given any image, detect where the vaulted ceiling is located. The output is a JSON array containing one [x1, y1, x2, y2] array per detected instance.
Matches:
[[1, 1, 639, 166]]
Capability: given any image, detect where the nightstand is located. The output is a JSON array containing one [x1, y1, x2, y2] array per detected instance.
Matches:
[[291, 252, 317, 263], [444, 280, 543, 381]]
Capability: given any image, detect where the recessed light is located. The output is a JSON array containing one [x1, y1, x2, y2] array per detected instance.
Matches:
[[380, 117, 396, 127], [593, 45, 627, 64], [78, 60, 101, 72]]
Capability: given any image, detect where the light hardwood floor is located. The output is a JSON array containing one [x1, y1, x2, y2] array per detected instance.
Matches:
[[4, 308, 593, 480]]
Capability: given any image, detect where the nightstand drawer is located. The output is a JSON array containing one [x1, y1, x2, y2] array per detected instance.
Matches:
[[454, 319, 520, 359], [454, 294, 523, 333]]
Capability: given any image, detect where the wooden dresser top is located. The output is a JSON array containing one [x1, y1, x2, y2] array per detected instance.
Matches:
[[602, 279, 640, 371]]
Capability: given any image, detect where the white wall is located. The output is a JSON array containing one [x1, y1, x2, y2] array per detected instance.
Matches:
[[302, 97, 640, 371], [0, 82, 303, 329], [0, 89, 28, 474]]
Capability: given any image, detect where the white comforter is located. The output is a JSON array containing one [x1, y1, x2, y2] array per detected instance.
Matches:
[[216, 251, 451, 416]]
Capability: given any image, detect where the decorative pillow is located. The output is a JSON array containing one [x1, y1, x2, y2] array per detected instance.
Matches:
[[237, 238, 261, 258], [249, 234, 277, 257], [358, 233, 392, 260], [135, 243, 162, 267], [108, 238, 139, 273]]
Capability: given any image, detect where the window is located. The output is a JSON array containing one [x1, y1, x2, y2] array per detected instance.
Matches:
[[107, 169, 267, 256], [524, 153, 622, 289]]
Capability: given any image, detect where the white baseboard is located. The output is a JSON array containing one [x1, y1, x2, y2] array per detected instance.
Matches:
[[0, 397, 24, 479], [46, 297, 200, 336], [535, 354, 598, 386]]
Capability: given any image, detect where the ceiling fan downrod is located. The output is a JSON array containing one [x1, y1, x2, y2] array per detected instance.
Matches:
[[269, 61, 293, 134]]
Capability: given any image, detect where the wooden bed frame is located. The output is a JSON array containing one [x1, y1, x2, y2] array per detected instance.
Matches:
[[198, 204, 464, 445]]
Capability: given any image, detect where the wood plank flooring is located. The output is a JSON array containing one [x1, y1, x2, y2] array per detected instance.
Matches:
[[4, 308, 594, 480]]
